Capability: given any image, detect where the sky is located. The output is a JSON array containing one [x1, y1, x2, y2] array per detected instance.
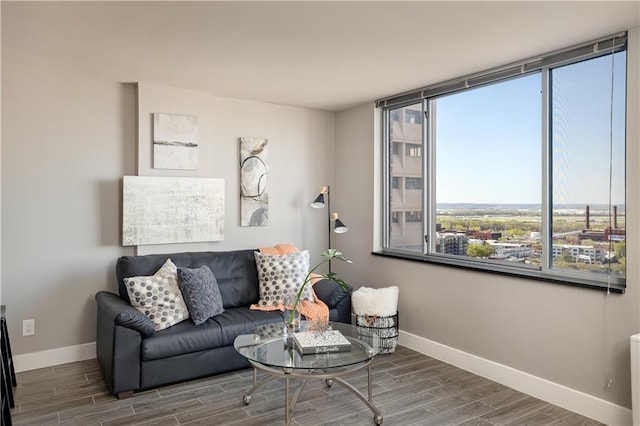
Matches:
[[433, 51, 626, 206]]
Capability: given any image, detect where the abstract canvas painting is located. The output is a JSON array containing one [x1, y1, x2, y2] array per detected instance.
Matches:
[[239, 137, 269, 226], [153, 113, 198, 170], [123, 176, 224, 245]]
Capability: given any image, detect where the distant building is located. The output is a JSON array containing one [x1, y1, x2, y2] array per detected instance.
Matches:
[[552, 244, 604, 263], [488, 254, 526, 263], [578, 227, 625, 243], [578, 230, 606, 242], [605, 227, 626, 242], [578, 205, 625, 243], [487, 242, 531, 258], [389, 105, 424, 250], [467, 230, 502, 240], [436, 232, 468, 255]]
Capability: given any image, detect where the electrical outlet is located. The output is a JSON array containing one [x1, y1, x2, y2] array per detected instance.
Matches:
[[23, 319, 35, 336]]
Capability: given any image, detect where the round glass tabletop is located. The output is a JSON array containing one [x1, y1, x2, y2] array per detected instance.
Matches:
[[234, 321, 381, 370]]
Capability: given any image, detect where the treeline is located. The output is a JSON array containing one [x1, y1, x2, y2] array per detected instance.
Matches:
[[438, 218, 623, 235], [437, 218, 541, 234]]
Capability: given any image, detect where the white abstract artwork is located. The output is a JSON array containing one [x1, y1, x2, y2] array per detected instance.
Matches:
[[153, 113, 198, 170], [239, 137, 268, 226], [123, 176, 224, 245]]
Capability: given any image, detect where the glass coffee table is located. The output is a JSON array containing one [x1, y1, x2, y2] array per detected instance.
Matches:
[[234, 321, 383, 425]]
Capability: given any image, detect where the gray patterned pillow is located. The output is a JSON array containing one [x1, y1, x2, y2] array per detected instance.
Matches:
[[254, 250, 313, 308], [124, 258, 189, 331], [177, 265, 225, 325]]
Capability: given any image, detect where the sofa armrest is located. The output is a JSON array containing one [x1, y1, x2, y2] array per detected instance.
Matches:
[[95, 291, 155, 337], [314, 279, 352, 324], [95, 291, 143, 396]]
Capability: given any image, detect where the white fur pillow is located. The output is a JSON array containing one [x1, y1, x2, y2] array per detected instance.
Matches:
[[352, 286, 399, 317]]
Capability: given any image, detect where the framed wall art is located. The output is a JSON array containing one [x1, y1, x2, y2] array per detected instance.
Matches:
[[123, 176, 224, 245], [153, 112, 198, 170], [239, 137, 269, 226]]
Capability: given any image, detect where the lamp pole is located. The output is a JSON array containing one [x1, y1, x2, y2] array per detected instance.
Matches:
[[326, 185, 333, 274], [311, 184, 346, 275]]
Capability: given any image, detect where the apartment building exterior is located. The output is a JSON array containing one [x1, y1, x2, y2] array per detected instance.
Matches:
[[389, 104, 423, 251]]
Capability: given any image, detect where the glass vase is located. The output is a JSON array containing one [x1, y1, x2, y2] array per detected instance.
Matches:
[[283, 294, 301, 335]]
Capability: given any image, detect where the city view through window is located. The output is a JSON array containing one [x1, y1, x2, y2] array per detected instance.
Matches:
[[388, 51, 626, 279]]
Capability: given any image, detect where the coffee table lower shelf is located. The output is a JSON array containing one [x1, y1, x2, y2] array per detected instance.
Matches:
[[242, 359, 383, 425]]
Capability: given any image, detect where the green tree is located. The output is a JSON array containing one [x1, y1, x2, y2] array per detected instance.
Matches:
[[614, 242, 626, 258], [559, 250, 574, 263], [467, 244, 494, 258]]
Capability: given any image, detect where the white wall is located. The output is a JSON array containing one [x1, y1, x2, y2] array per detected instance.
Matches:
[[334, 27, 640, 411]]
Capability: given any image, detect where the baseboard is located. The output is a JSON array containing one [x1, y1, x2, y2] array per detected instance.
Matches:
[[399, 330, 633, 426], [13, 342, 96, 373]]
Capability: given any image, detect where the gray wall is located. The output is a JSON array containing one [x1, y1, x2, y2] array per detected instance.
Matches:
[[133, 81, 335, 257], [333, 27, 640, 409], [1, 68, 136, 354], [1, 71, 336, 355]]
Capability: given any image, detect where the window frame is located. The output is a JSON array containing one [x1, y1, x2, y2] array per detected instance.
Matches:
[[378, 34, 627, 293]]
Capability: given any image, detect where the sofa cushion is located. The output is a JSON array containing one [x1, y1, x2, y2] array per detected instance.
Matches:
[[254, 250, 313, 308], [124, 259, 190, 331], [177, 266, 224, 325], [140, 307, 283, 361], [116, 250, 260, 309]]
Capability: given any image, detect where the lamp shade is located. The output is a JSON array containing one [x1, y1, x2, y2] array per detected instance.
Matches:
[[311, 193, 325, 208], [334, 218, 349, 234]]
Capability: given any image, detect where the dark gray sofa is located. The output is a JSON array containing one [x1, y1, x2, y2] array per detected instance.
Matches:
[[95, 249, 352, 398]]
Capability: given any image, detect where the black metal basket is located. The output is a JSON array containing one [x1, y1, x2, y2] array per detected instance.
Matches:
[[356, 312, 398, 354]]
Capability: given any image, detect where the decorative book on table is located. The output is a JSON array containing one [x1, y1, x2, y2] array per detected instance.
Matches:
[[293, 330, 352, 354]]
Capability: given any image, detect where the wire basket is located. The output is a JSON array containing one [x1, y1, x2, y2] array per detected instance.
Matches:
[[356, 312, 398, 354]]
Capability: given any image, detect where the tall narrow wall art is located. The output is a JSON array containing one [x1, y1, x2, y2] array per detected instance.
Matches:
[[153, 113, 198, 170], [123, 176, 224, 245], [239, 137, 269, 226]]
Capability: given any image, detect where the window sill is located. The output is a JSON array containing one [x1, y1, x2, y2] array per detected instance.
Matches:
[[371, 251, 625, 294]]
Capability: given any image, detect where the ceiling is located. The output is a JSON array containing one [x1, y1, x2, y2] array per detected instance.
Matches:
[[2, 1, 639, 112]]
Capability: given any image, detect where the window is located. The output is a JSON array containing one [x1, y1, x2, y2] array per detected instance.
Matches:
[[549, 54, 626, 280], [392, 177, 400, 189], [405, 109, 423, 124], [392, 142, 401, 155], [406, 211, 423, 222], [380, 33, 627, 291], [405, 177, 422, 190], [407, 144, 422, 157]]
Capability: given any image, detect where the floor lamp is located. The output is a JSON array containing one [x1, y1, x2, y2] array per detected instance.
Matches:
[[311, 186, 348, 274]]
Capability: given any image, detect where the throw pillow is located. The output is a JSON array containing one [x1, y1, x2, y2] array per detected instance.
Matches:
[[254, 250, 313, 308], [124, 258, 189, 331], [177, 265, 225, 325]]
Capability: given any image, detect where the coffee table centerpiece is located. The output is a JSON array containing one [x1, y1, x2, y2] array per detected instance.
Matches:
[[292, 328, 352, 354], [284, 249, 352, 333]]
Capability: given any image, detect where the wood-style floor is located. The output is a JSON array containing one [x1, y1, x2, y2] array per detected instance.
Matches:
[[9, 346, 603, 426]]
